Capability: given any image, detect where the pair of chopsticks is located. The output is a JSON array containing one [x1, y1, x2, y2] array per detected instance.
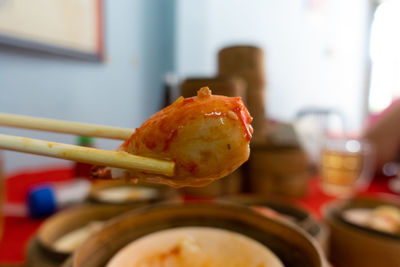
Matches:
[[0, 113, 174, 177]]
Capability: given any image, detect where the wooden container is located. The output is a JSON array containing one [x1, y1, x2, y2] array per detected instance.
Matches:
[[179, 77, 247, 197], [69, 202, 328, 267], [28, 204, 135, 266], [219, 194, 329, 252], [218, 45, 266, 134], [248, 145, 310, 197], [26, 237, 70, 267], [88, 180, 180, 205], [180, 76, 246, 99], [324, 196, 400, 267], [218, 46, 265, 85], [181, 169, 242, 198]]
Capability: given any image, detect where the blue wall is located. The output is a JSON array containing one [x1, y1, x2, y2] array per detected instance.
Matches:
[[0, 0, 176, 172]]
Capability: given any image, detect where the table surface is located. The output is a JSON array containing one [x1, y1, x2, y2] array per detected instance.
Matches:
[[0, 166, 397, 265]]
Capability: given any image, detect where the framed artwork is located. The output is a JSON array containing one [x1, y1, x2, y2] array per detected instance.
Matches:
[[0, 0, 104, 61]]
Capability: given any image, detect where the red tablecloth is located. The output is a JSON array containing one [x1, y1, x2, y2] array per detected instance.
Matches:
[[0, 167, 74, 264], [0, 167, 397, 264], [296, 177, 395, 219]]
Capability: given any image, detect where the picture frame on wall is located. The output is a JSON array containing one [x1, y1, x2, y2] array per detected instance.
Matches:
[[0, 0, 104, 62]]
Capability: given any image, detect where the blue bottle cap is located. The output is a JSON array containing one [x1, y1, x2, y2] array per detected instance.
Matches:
[[27, 185, 57, 218]]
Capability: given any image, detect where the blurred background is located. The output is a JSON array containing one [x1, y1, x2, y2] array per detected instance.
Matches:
[[0, 0, 393, 173], [3, 1, 400, 266]]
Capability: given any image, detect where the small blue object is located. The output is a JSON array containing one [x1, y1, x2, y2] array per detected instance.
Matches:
[[27, 185, 57, 218]]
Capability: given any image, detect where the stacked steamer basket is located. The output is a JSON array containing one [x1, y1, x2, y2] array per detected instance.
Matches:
[[218, 46, 266, 135], [219, 194, 329, 253], [87, 180, 180, 205], [324, 196, 400, 267], [218, 45, 310, 197], [27, 205, 133, 267], [26, 181, 179, 267], [65, 202, 329, 267], [179, 77, 246, 197], [248, 141, 310, 197]]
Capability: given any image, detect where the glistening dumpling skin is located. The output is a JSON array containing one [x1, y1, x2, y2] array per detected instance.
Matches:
[[92, 87, 253, 188]]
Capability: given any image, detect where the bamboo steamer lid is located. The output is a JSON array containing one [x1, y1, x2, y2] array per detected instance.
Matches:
[[180, 76, 246, 99]]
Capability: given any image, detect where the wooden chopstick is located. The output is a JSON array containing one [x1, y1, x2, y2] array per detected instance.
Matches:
[[0, 113, 134, 140], [0, 133, 174, 177]]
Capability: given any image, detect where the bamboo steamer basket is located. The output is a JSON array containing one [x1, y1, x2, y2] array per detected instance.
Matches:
[[180, 76, 246, 99], [248, 145, 310, 197], [178, 77, 247, 197], [218, 45, 266, 134], [68, 202, 328, 267], [219, 194, 329, 253], [181, 169, 242, 198], [324, 195, 400, 267], [26, 237, 64, 267], [88, 180, 180, 205], [28, 204, 137, 266], [218, 46, 265, 86]]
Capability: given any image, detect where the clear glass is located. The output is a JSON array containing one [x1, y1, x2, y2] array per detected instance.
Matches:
[[320, 138, 375, 198]]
